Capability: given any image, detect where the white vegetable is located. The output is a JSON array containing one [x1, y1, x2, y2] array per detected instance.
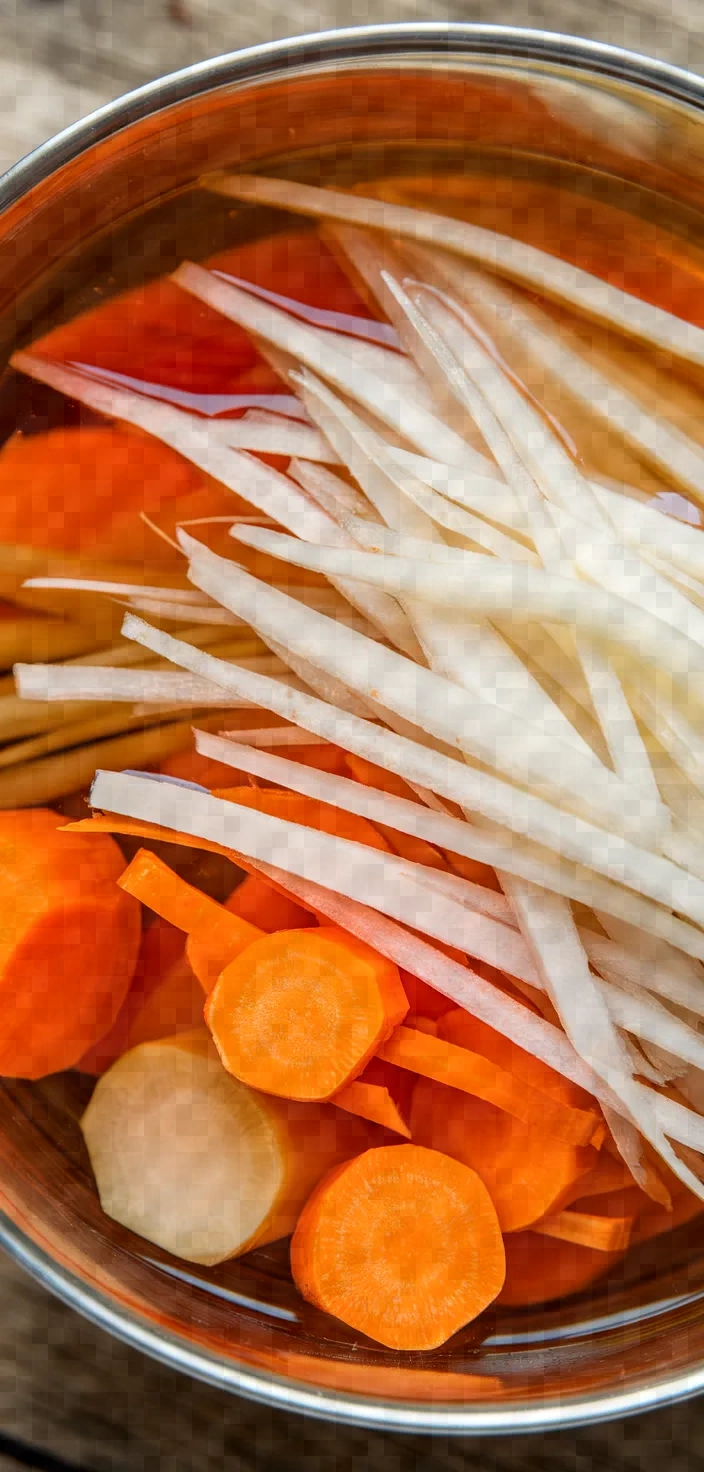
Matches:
[[204, 173, 704, 371]]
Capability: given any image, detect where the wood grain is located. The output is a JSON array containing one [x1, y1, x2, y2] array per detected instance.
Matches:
[[2, 0, 704, 1462]]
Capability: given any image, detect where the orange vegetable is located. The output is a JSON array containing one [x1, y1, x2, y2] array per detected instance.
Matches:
[[291, 1143, 506, 1349], [380, 1025, 601, 1146], [124, 952, 205, 1050], [438, 1008, 604, 1144], [205, 925, 408, 1101], [76, 915, 187, 1074], [409, 1076, 594, 1232], [533, 1208, 634, 1253], [225, 874, 314, 933], [0, 426, 213, 560], [117, 849, 261, 992], [0, 810, 140, 1078], [498, 1230, 621, 1307], [211, 785, 392, 851], [332, 1079, 411, 1138], [81, 1028, 379, 1264], [398, 974, 454, 1020]]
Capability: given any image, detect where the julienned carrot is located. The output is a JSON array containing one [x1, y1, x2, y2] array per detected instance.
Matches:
[[117, 849, 262, 991], [81, 1028, 379, 1265], [399, 974, 454, 1020], [409, 1076, 595, 1232], [0, 810, 141, 1078], [332, 1079, 411, 1137], [379, 1025, 601, 1146], [498, 1231, 621, 1307], [561, 1149, 632, 1207], [533, 1208, 634, 1253], [76, 915, 187, 1074], [290, 1143, 506, 1350], [225, 874, 315, 933], [206, 925, 409, 1101], [438, 1009, 604, 1142], [211, 785, 392, 851]]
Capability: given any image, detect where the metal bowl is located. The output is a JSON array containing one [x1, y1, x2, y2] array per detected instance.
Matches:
[[1, 21, 704, 1433]]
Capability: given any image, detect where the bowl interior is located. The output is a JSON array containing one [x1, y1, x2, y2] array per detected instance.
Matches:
[[1, 32, 704, 1430]]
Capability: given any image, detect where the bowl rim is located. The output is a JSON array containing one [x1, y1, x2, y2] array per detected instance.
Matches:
[[3, 19, 704, 1433]]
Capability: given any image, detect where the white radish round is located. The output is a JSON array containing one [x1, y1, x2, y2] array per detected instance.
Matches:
[[81, 1029, 369, 1265]]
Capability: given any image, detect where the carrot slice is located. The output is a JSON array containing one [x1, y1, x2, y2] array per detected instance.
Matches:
[[332, 1080, 411, 1138], [379, 1025, 601, 1146], [438, 1008, 604, 1144], [205, 925, 408, 1101], [409, 1076, 594, 1232], [533, 1209, 634, 1253], [498, 1231, 622, 1307], [76, 915, 187, 1074], [290, 1142, 506, 1349], [125, 952, 206, 1050], [211, 785, 392, 851], [117, 849, 262, 992], [81, 1028, 377, 1264], [0, 809, 141, 1078], [225, 874, 314, 933], [0, 426, 213, 559]]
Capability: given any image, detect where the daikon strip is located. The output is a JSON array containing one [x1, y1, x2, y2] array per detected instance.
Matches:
[[121, 613, 704, 959], [211, 266, 402, 347], [232, 525, 704, 700], [498, 878, 704, 1196], [216, 725, 331, 748], [592, 481, 704, 583], [194, 531, 645, 831], [596, 912, 704, 1012], [68, 361, 312, 419], [203, 415, 338, 461], [121, 597, 240, 626], [204, 173, 704, 370], [171, 262, 479, 468], [23, 578, 210, 603], [594, 970, 704, 1070], [14, 664, 253, 707], [294, 374, 613, 763]]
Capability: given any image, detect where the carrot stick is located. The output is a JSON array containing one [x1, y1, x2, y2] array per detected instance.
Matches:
[[438, 1008, 605, 1144], [409, 1076, 595, 1232], [332, 1079, 411, 1137], [211, 784, 392, 851], [117, 849, 262, 992], [533, 1208, 634, 1253], [81, 1028, 379, 1264], [498, 1231, 622, 1307], [290, 1142, 506, 1349], [0, 809, 141, 1077], [561, 1149, 632, 1207], [205, 925, 409, 1101], [225, 874, 315, 933], [379, 1025, 601, 1147]]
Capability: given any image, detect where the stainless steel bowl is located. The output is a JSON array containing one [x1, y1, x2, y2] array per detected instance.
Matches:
[[1, 21, 704, 1433]]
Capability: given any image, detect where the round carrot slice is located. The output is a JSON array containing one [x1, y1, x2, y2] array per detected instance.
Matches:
[[409, 1076, 594, 1232], [291, 1143, 506, 1350], [205, 925, 408, 1101]]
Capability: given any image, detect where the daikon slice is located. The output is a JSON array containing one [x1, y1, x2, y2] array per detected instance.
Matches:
[[81, 1030, 371, 1264]]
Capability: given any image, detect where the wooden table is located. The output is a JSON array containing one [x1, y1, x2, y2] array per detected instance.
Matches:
[[2, 0, 704, 1463]]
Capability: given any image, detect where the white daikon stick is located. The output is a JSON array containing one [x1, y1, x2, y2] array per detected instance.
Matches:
[[204, 173, 704, 371], [120, 612, 704, 959]]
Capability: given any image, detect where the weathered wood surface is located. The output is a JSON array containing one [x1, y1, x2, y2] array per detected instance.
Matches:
[[2, 0, 704, 1464]]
